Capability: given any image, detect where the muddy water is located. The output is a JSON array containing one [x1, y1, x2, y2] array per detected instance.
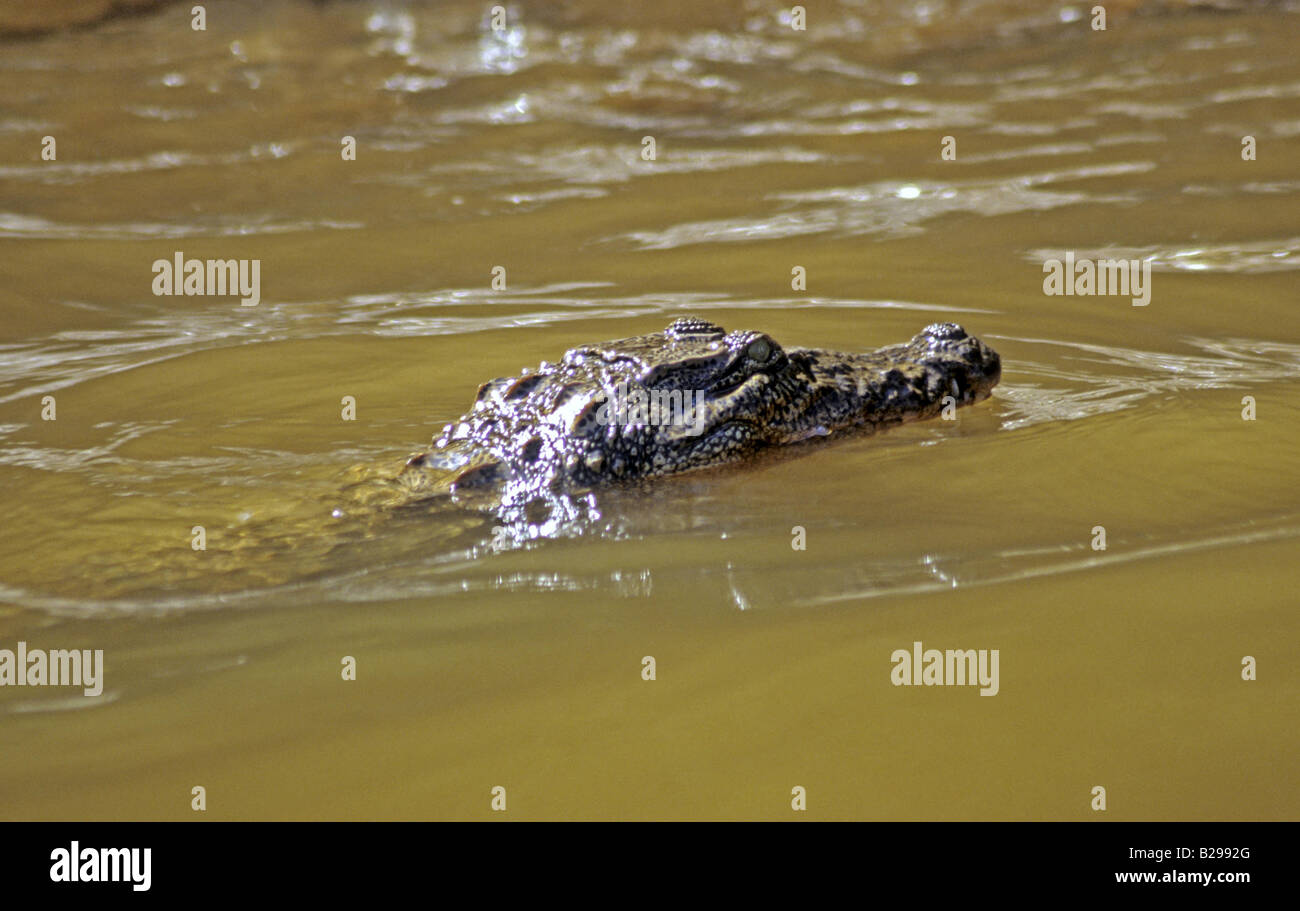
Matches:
[[1, 0, 1298, 820]]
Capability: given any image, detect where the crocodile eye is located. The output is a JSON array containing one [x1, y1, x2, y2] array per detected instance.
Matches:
[[746, 338, 771, 362]]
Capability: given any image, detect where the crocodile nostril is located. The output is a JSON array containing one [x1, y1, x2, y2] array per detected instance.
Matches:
[[666, 317, 725, 339], [924, 322, 967, 341]]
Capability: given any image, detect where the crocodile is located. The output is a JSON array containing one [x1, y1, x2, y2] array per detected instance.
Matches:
[[399, 318, 1000, 512]]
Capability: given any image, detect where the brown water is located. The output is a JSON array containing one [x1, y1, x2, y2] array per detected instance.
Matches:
[[1, 0, 1298, 820]]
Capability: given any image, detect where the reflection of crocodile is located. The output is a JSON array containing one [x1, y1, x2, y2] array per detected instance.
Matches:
[[400, 318, 1000, 509]]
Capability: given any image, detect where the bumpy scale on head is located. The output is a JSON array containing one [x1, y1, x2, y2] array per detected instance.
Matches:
[[406, 319, 1000, 505]]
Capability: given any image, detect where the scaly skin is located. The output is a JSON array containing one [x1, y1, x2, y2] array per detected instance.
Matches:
[[400, 318, 1001, 508]]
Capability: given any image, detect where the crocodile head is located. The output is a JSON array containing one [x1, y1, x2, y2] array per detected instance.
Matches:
[[404, 317, 1000, 501]]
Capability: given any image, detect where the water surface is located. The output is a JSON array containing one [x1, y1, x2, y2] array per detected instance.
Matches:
[[1, 0, 1297, 819]]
